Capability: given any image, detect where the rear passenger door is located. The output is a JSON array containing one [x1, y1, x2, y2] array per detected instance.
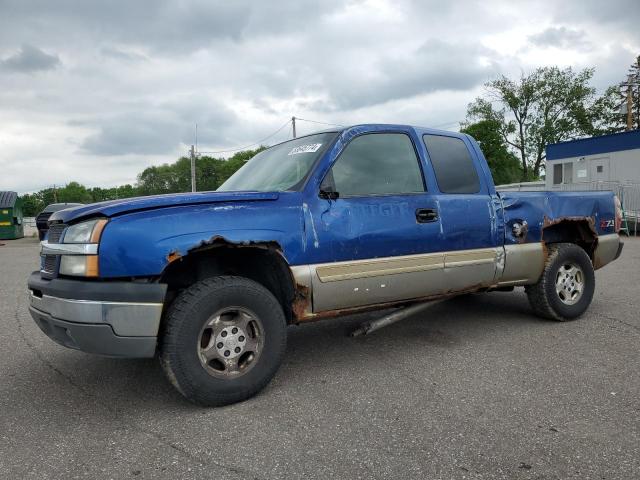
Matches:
[[307, 130, 445, 311], [422, 133, 501, 292]]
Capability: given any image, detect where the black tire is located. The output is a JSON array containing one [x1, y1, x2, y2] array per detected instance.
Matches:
[[159, 276, 287, 407], [525, 243, 595, 321]]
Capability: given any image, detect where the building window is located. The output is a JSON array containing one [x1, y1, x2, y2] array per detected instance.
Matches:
[[597, 165, 603, 173], [563, 162, 573, 184], [553, 163, 563, 185]]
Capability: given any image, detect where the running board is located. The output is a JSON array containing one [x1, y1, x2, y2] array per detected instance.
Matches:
[[349, 298, 449, 337]]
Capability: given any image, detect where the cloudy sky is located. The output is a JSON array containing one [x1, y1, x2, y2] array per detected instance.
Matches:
[[1, 0, 638, 194]]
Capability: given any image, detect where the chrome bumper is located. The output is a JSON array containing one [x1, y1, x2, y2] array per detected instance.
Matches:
[[594, 233, 623, 269], [29, 292, 163, 337], [27, 272, 166, 358]]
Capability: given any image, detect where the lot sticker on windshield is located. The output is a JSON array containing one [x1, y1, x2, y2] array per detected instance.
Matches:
[[288, 143, 322, 155]]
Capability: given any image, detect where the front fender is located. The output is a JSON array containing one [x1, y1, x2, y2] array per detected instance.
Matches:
[[98, 197, 305, 278]]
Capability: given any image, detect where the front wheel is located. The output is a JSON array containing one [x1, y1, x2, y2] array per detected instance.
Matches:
[[159, 276, 287, 406], [525, 243, 595, 321]]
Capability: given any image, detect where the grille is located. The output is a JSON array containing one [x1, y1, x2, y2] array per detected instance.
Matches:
[[47, 223, 67, 243], [36, 212, 53, 230], [42, 255, 59, 275]]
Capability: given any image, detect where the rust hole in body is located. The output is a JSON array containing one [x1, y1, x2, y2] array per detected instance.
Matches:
[[292, 283, 311, 321], [541, 215, 599, 264], [166, 250, 182, 263]]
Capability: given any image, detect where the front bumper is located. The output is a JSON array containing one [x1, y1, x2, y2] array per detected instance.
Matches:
[[27, 272, 166, 358]]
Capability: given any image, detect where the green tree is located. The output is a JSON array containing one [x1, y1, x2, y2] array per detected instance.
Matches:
[[466, 66, 618, 180], [588, 85, 626, 135], [20, 194, 44, 217], [57, 181, 92, 203], [137, 146, 265, 195], [461, 119, 522, 185], [19, 145, 268, 212], [615, 55, 640, 130]]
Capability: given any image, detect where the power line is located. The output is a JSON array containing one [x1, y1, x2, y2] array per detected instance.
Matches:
[[295, 117, 345, 127], [197, 119, 292, 155]]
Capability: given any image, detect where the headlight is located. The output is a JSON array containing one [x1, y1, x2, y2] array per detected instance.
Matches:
[[60, 255, 99, 276], [54, 218, 107, 277], [63, 219, 107, 244]]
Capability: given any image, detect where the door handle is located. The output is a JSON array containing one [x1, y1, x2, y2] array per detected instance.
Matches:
[[416, 208, 438, 223]]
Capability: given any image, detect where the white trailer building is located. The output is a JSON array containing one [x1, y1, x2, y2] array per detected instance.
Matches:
[[545, 130, 640, 188], [545, 130, 640, 233]]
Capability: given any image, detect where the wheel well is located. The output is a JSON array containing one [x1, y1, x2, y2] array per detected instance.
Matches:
[[542, 218, 598, 260], [160, 244, 296, 323]]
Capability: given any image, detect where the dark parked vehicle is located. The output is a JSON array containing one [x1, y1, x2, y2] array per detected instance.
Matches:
[[36, 203, 83, 240]]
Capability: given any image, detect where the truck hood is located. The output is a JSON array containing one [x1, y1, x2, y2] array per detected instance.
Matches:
[[50, 191, 280, 223]]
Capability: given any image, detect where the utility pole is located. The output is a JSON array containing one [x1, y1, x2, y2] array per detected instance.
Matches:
[[190, 145, 196, 192], [292, 116, 296, 138], [620, 59, 640, 131]]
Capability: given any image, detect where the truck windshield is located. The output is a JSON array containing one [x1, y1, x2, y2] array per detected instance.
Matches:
[[218, 132, 339, 192]]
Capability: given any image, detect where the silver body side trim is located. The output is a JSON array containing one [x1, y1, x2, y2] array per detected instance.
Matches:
[[41, 241, 98, 255], [29, 292, 163, 337], [298, 247, 502, 313], [315, 253, 443, 283], [291, 238, 618, 318], [594, 233, 620, 269], [497, 243, 546, 286]]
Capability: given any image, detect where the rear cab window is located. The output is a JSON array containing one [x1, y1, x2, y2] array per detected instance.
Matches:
[[422, 134, 481, 194]]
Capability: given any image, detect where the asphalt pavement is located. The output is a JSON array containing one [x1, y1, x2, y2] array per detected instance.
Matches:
[[1, 236, 639, 479]]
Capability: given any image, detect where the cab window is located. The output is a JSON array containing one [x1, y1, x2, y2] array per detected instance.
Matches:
[[325, 133, 425, 197], [423, 134, 481, 194]]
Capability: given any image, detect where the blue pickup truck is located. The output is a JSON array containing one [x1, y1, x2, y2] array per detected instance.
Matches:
[[28, 124, 623, 406]]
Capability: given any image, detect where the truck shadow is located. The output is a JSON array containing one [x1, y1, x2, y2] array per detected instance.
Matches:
[[287, 290, 537, 351], [15, 290, 541, 414]]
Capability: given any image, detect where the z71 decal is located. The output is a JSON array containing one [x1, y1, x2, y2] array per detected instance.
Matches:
[[600, 219, 614, 229]]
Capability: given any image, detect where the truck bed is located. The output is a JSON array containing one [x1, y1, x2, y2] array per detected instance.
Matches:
[[499, 190, 617, 245]]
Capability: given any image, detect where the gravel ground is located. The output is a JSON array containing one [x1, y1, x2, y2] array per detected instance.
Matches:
[[1, 236, 639, 480]]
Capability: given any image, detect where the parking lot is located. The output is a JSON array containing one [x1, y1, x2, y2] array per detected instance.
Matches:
[[1, 236, 639, 480]]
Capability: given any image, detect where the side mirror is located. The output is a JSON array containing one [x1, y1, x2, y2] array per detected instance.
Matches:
[[319, 188, 339, 200]]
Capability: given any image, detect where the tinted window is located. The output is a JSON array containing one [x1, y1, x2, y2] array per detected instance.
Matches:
[[328, 133, 424, 196], [423, 135, 481, 194]]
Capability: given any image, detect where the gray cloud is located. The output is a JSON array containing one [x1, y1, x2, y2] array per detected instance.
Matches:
[[552, 0, 640, 37], [0, 0, 344, 55], [80, 100, 237, 156], [528, 27, 590, 50], [1, 44, 60, 72], [0, 0, 636, 194], [100, 46, 148, 62], [322, 40, 496, 110]]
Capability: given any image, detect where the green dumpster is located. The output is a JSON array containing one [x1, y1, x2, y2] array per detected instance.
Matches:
[[0, 191, 24, 240]]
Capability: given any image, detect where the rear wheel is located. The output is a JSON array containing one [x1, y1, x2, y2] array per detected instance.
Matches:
[[526, 243, 595, 321], [160, 276, 287, 406]]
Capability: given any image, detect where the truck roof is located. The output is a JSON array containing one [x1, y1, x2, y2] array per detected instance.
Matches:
[[284, 124, 465, 143]]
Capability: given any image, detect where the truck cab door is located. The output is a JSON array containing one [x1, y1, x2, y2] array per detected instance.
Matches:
[[304, 130, 447, 312], [421, 133, 502, 292]]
